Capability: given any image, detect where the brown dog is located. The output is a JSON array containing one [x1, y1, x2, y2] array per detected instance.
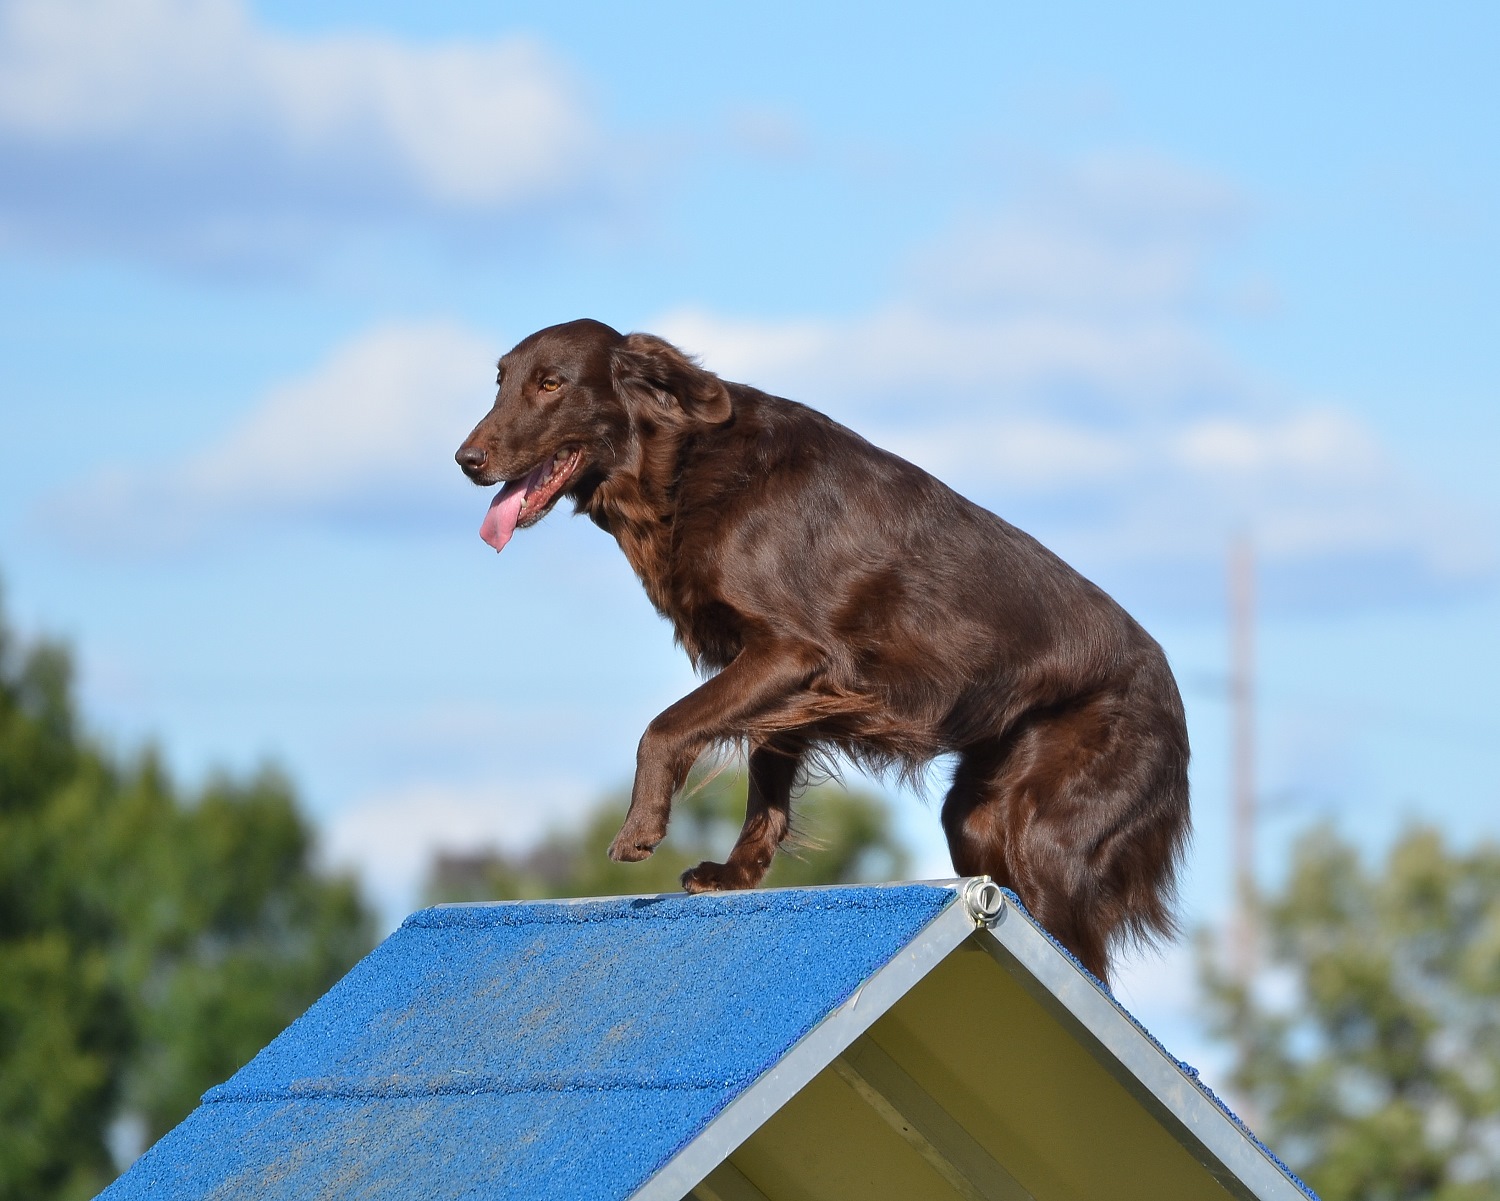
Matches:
[[456, 318, 1190, 982]]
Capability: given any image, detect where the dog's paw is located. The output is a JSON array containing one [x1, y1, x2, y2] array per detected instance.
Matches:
[[681, 861, 757, 893], [607, 828, 662, 862]]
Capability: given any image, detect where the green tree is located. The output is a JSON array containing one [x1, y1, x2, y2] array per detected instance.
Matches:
[[425, 767, 912, 903], [1201, 825, 1500, 1201], [0, 587, 373, 1201]]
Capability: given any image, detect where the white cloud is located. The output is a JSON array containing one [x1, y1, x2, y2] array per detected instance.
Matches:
[[725, 106, 811, 164], [877, 407, 1489, 591], [912, 152, 1244, 314], [883, 418, 1140, 490], [1171, 411, 1382, 479], [618, 309, 1494, 603], [653, 159, 1247, 411], [48, 320, 496, 550], [665, 303, 1490, 593], [321, 781, 584, 930], [928, 220, 1201, 312], [0, 0, 602, 259], [653, 155, 1491, 602], [196, 321, 491, 505], [43, 146, 1493, 603], [658, 305, 1237, 414]]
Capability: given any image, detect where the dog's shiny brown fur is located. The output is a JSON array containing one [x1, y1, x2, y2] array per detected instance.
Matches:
[[457, 318, 1190, 982]]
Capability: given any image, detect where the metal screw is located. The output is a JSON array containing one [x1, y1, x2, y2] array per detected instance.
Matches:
[[963, 877, 1006, 927]]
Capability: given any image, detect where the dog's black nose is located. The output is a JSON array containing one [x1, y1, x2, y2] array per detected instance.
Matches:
[[456, 445, 487, 473]]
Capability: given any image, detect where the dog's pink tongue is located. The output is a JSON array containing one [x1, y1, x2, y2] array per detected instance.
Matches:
[[478, 459, 552, 553], [479, 481, 527, 552]]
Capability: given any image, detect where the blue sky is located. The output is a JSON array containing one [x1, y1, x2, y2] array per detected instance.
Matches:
[[2, 0, 1497, 1072]]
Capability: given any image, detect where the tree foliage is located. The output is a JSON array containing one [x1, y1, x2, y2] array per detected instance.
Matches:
[[425, 766, 912, 903], [1201, 824, 1500, 1201], [0, 588, 373, 1201]]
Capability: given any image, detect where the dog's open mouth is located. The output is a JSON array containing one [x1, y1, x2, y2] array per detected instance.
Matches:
[[479, 447, 584, 553]]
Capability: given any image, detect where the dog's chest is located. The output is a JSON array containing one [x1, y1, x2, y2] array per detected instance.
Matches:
[[608, 518, 739, 668], [608, 517, 673, 607]]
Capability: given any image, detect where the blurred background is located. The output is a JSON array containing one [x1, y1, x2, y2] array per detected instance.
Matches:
[[2, 2, 1497, 1197]]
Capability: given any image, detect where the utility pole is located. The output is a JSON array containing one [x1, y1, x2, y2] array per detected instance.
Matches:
[[1229, 534, 1257, 989]]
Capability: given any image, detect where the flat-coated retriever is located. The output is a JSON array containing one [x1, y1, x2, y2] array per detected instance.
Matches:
[[456, 319, 1190, 982]]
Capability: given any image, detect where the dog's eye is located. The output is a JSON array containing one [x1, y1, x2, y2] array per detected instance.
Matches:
[[541, 378, 561, 392]]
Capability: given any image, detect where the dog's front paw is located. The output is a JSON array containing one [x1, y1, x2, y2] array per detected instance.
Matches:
[[681, 861, 759, 893], [607, 825, 663, 862]]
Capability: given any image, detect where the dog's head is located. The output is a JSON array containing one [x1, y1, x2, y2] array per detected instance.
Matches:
[[456, 319, 732, 552]]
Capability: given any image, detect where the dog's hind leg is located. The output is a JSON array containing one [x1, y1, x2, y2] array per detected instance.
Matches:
[[682, 734, 805, 893], [942, 732, 1116, 980], [940, 702, 1189, 987], [940, 740, 1015, 883]]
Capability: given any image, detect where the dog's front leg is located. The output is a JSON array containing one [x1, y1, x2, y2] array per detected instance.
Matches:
[[607, 641, 821, 863]]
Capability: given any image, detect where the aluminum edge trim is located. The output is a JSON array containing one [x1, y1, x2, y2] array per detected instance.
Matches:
[[629, 883, 982, 1201], [977, 913, 1309, 1201]]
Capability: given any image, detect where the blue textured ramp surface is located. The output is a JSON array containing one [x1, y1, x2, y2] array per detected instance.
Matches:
[[100, 884, 956, 1201]]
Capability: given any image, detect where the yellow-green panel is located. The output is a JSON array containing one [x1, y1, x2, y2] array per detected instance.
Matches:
[[726, 1063, 969, 1201], [867, 940, 1235, 1201]]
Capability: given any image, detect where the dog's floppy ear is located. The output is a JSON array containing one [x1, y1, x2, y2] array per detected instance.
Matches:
[[610, 333, 732, 426]]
